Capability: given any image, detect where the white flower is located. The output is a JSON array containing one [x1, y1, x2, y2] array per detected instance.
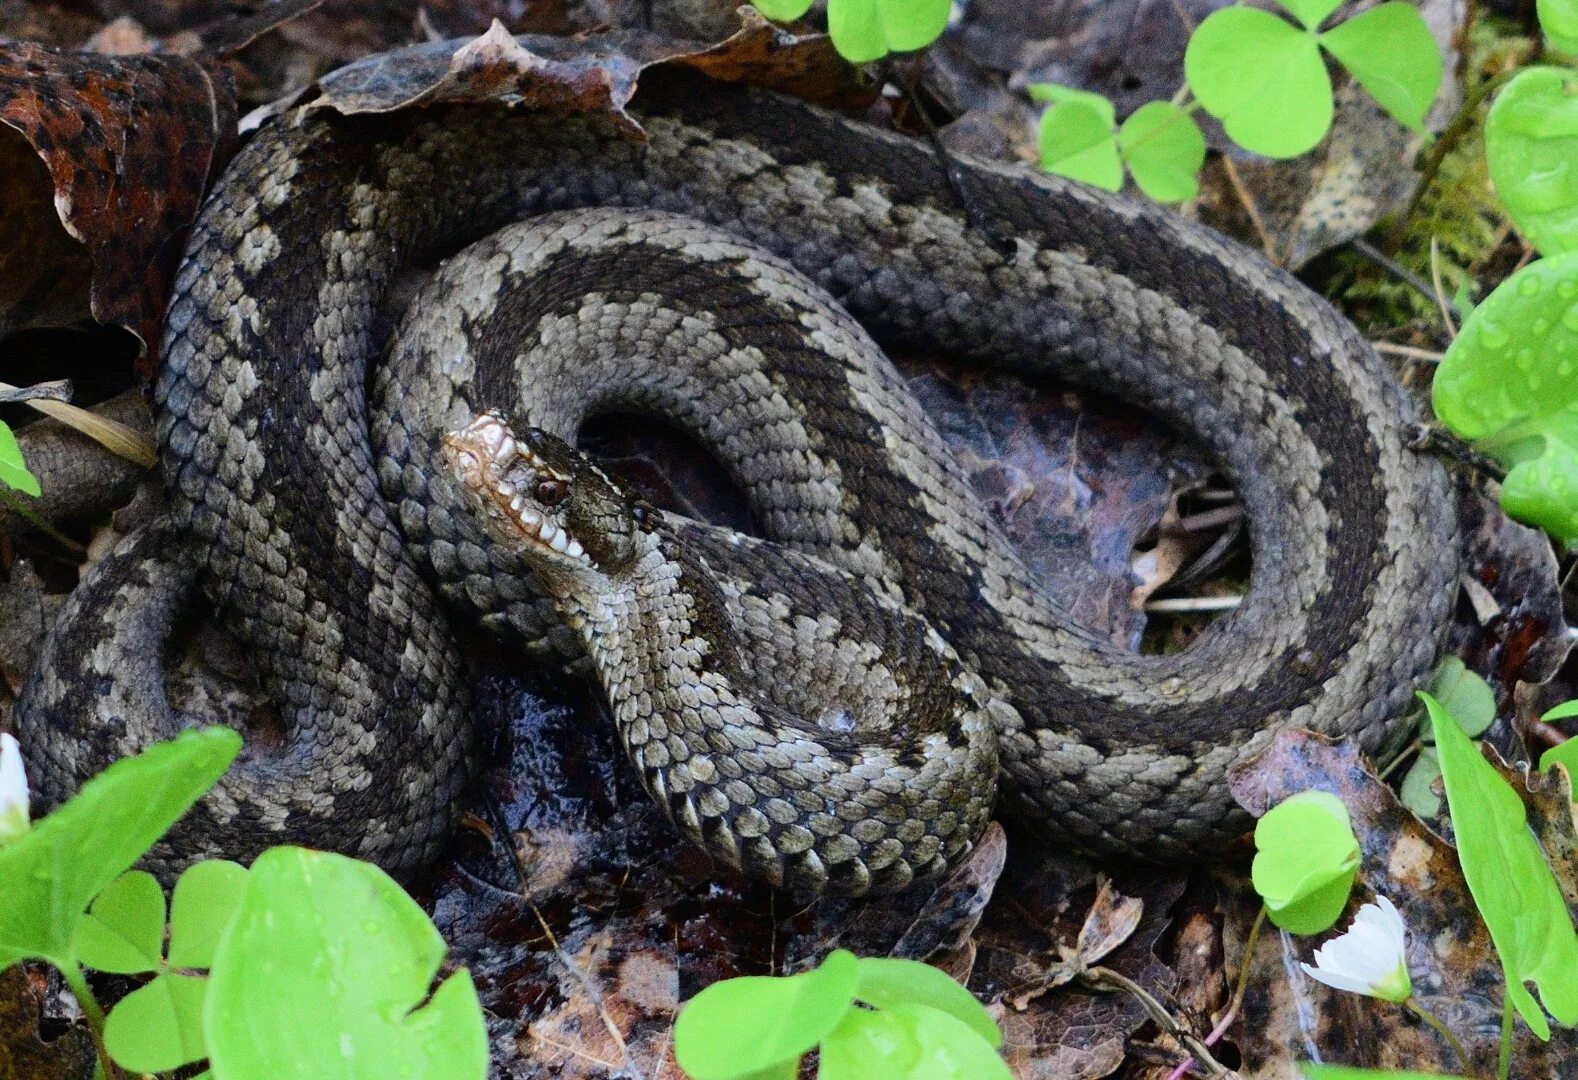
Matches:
[[0, 732, 29, 845], [1299, 895, 1412, 1003]]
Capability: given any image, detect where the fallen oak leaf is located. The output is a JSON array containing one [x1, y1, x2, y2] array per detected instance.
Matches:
[[308, 13, 872, 134], [0, 43, 237, 376]]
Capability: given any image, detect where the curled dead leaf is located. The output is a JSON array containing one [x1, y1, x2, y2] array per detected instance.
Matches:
[[0, 43, 236, 375]]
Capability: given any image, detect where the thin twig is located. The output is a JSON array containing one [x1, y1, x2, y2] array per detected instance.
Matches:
[[1387, 69, 1522, 251], [1371, 341, 1444, 363], [1407, 997, 1470, 1067], [1429, 238, 1458, 340], [1081, 965, 1239, 1078], [1407, 423, 1507, 483], [1144, 596, 1243, 614], [1350, 239, 1441, 313], [1166, 907, 1267, 1080], [0, 486, 87, 557], [1219, 155, 1276, 262]]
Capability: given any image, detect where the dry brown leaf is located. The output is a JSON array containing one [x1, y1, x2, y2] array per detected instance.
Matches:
[[0, 42, 237, 373]]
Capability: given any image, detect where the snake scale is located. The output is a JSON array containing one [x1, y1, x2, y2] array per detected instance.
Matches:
[[16, 65, 1459, 892]]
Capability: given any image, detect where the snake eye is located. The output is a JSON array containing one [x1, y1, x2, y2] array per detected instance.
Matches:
[[534, 478, 568, 507]]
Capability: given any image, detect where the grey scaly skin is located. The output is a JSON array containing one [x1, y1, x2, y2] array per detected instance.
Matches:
[[16, 65, 1458, 890]]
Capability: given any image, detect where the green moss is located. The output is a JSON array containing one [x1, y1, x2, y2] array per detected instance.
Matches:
[[1326, 16, 1535, 335]]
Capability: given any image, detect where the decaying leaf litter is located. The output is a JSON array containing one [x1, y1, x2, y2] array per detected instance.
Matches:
[[0, 0, 1574, 1076]]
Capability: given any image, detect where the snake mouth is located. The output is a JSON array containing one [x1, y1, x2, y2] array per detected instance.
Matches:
[[442, 414, 593, 567]]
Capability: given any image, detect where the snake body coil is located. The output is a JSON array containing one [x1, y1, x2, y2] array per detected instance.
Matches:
[[17, 68, 1458, 889]]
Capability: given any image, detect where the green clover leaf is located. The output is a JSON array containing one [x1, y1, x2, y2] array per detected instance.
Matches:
[[1037, 97, 1123, 192], [105, 972, 208, 1074], [1319, 3, 1442, 132], [819, 1007, 918, 1080], [0, 728, 240, 975], [854, 957, 1001, 1047], [1185, 7, 1332, 158], [1432, 252, 1578, 547], [167, 859, 247, 969], [882, 1003, 1014, 1079], [1252, 790, 1360, 934], [753, 0, 949, 63], [1539, 0, 1578, 52], [675, 950, 860, 1080], [1117, 102, 1207, 201], [0, 420, 40, 498], [1486, 66, 1578, 258], [205, 847, 486, 1080], [1424, 693, 1578, 1039], [78, 871, 166, 975], [1536, 700, 1578, 777], [1185, 2, 1440, 159]]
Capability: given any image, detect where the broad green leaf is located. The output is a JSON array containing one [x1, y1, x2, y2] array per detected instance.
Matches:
[[1277, 0, 1342, 29], [1251, 790, 1360, 934], [751, 0, 813, 21], [168, 860, 247, 970], [1185, 7, 1332, 158], [1038, 101, 1122, 192], [0, 420, 40, 498], [1536, 700, 1578, 775], [78, 870, 166, 974], [1432, 253, 1578, 547], [818, 1007, 918, 1080], [1027, 83, 1116, 126], [1319, 3, 1442, 132], [1400, 747, 1443, 818], [1539, 0, 1578, 52], [884, 1003, 1013, 1079], [204, 848, 487, 1080], [1117, 102, 1206, 202], [1425, 657, 1496, 739], [1300, 1065, 1465, 1080], [825, 0, 949, 64], [1540, 738, 1578, 777], [874, 0, 950, 55], [854, 958, 1000, 1047], [1486, 66, 1578, 257], [0, 728, 240, 974], [1424, 693, 1578, 1038], [675, 950, 860, 1080], [104, 972, 208, 1073]]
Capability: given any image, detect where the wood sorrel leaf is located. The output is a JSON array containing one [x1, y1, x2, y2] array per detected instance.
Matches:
[[674, 949, 859, 1080], [1433, 252, 1578, 547], [0, 727, 239, 974], [1118, 102, 1206, 202], [1185, 7, 1331, 158], [1486, 66, 1578, 257], [77, 870, 166, 974], [1319, 2, 1442, 132], [1252, 790, 1359, 934], [1424, 693, 1578, 1039], [204, 847, 486, 1080]]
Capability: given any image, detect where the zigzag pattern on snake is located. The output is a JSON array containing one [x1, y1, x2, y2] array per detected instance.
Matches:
[[16, 65, 1459, 891]]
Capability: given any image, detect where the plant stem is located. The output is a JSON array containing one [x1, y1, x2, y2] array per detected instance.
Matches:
[[0, 486, 86, 557], [1163, 905, 1267, 1080], [1498, 988, 1514, 1080], [61, 964, 119, 1079], [1082, 965, 1237, 1078], [1385, 69, 1522, 253], [1405, 996, 1469, 1068]]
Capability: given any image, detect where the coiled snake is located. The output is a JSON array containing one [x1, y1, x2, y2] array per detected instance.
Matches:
[[16, 68, 1459, 892]]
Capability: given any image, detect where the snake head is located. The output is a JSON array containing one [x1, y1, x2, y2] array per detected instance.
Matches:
[[442, 412, 643, 582]]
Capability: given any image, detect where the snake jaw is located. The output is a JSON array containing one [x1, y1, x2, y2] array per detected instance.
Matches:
[[443, 414, 595, 568]]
